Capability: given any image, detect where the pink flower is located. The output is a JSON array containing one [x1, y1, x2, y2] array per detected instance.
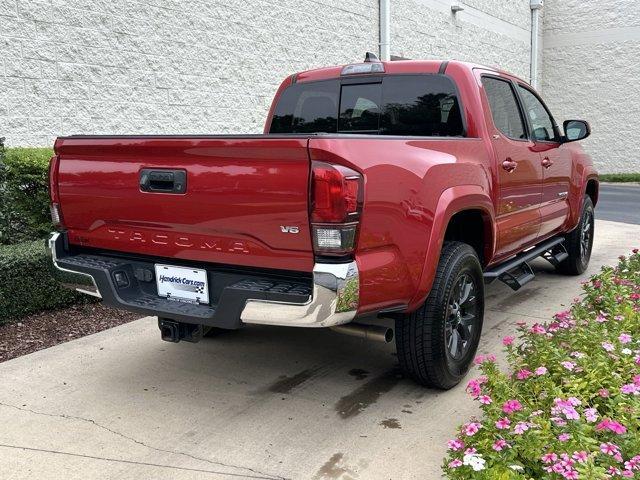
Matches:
[[478, 395, 492, 405], [464, 422, 481, 436], [558, 433, 571, 442], [448, 459, 462, 468], [495, 417, 511, 429], [466, 379, 482, 398], [619, 333, 633, 344], [563, 470, 579, 479], [621, 383, 638, 395], [596, 419, 627, 435], [542, 453, 558, 464], [492, 439, 508, 451], [503, 336, 515, 346], [602, 342, 615, 352], [473, 355, 485, 365], [517, 369, 533, 380], [535, 366, 548, 376], [447, 439, 464, 451], [573, 451, 589, 463], [513, 422, 530, 435], [561, 361, 576, 371], [585, 408, 598, 423], [601, 442, 620, 456], [530, 323, 546, 334], [599, 388, 610, 398], [502, 399, 522, 414]]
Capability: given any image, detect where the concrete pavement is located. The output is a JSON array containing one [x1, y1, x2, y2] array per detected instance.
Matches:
[[1, 219, 639, 480]]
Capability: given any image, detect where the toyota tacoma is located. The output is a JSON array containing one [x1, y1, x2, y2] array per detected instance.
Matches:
[[48, 55, 598, 389]]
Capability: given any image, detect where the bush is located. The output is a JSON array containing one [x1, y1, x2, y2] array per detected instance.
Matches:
[[444, 250, 640, 479], [0, 146, 54, 244], [599, 173, 640, 183], [0, 240, 87, 322]]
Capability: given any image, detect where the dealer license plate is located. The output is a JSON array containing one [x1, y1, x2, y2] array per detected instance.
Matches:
[[155, 264, 209, 304]]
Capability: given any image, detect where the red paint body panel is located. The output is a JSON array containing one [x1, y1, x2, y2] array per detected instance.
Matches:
[[54, 136, 315, 272], [52, 59, 597, 316]]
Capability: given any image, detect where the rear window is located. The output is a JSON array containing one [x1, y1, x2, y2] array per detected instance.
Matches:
[[269, 75, 464, 137]]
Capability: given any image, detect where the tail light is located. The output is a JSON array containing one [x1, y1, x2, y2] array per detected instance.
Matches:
[[48, 155, 64, 229], [310, 161, 363, 256]]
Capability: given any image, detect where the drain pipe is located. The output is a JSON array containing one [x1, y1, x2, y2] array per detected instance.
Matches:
[[379, 0, 390, 61], [530, 0, 543, 88]]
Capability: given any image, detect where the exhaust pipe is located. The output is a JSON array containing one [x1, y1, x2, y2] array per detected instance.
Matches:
[[331, 323, 394, 343]]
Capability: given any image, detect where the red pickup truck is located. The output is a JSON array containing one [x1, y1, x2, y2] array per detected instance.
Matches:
[[48, 56, 598, 389]]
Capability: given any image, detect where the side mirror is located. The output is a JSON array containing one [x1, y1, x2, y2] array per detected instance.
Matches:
[[563, 120, 590, 142]]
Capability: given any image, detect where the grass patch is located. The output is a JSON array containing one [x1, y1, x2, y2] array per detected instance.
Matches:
[[599, 173, 640, 183]]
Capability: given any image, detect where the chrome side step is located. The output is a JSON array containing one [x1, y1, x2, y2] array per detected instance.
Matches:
[[484, 237, 565, 291]]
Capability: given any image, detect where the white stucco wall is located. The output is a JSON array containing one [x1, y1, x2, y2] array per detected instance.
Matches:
[[0, 0, 538, 149], [542, 0, 640, 173], [391, 0, 533, 81], [0, 0, 378, 146], [1, 0, 637, 173]]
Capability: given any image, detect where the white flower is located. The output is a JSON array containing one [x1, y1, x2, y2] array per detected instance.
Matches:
[[622, 348, 633, 355], [510, 465, 525, 471], [463, 453, 486, 471]]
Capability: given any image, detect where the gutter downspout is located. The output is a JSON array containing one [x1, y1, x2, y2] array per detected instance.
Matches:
[[530, 0, 543, 88], [379, 0, 390, 61]]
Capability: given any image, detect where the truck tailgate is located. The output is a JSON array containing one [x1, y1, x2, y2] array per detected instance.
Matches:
[[54, 136, 314, 272]]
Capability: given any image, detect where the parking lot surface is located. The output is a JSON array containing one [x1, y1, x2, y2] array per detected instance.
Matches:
[[1, 219, 639, 480]]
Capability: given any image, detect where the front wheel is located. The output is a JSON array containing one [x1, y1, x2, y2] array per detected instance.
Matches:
[[395, 242, 484, 389], [557, 195, 594, 275]]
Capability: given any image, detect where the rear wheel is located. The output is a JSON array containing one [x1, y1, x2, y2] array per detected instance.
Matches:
[[557, 195, 594, 275], [395, 242, 484, 389]]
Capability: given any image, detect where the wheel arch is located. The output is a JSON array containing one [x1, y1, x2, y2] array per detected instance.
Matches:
[[408, 185, 495, 311]]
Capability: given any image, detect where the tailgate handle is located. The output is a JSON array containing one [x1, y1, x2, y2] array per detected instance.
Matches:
[[139, 169, 187, 194]]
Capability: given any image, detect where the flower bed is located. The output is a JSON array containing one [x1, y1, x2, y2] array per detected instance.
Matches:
[[444, 250, 640, 479]]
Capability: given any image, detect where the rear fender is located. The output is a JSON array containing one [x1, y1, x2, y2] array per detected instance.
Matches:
[[407, 185, 495, 311]]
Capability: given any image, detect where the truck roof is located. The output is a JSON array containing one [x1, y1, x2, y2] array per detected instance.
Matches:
[[293, 59, 526, 85]]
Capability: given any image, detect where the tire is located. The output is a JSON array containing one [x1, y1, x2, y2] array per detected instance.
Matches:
[[557, 195, 594, 275], [395, 241, 484, 389]]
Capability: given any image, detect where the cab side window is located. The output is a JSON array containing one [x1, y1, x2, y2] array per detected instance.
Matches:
[[517, 85, 557, 142], [481, 77, 526, 140]]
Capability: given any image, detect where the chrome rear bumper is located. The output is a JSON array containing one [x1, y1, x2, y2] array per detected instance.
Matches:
[[240, 262, 359, 327], [47, 232, 358, 328]]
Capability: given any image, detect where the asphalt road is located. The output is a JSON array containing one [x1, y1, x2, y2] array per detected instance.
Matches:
[[1, 219, 639, 480], [596, 183, 640, 224]]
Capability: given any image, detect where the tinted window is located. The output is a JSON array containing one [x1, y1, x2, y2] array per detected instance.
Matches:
[[517, 85, 557, 141], [381, 75, 463, 136], [270, 80, 339, 133], [269, 75, 464, 137], [482, 77, 526, 140], [339, 83, 381, 133]]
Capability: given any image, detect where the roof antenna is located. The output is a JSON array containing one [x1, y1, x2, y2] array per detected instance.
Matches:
[[364, 52, 380, 63]]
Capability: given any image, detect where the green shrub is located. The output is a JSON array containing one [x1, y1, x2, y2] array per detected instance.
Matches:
[[599, 173, 640, 183], [0, 240, 87, 322], [0, 146, 54, 244], [443, 250, 640, 479]]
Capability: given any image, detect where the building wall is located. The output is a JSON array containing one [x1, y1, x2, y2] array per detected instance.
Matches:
[[2, 0, 637, 173], [391, 0, 533, 81], [1, 0, 537, 148], [542, 0, 640, 173], [0, 0, 378, 146]]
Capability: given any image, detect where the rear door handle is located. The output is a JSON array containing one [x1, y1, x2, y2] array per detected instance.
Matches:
[[502, 159, 518, 172], [542, 157, 554, 168]]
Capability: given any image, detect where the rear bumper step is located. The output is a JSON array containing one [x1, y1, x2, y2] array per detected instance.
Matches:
[[484, 237, 565, 291], [48, 232, 358, 329]]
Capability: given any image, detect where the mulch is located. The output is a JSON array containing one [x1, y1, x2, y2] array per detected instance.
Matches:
[[0, 303, 140, 363]]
